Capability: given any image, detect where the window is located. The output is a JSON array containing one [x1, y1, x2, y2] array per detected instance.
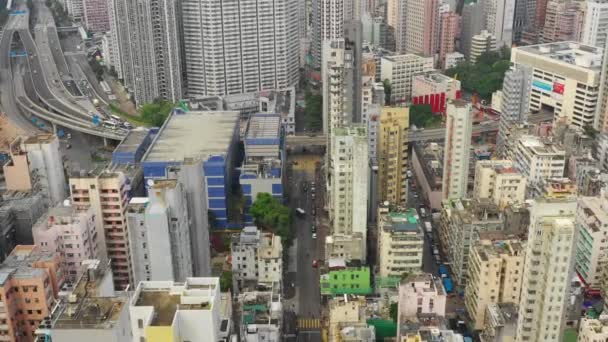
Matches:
[[138, 319, 144, 328]]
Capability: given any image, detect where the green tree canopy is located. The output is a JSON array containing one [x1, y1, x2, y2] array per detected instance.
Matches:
[[389, 303, 398, 322], [304, 91, 322, 131], [220, 271, 233, 292], [410, 104, 441, 128], [250, 193, 293, 248], [383, 79, 392, 105], [445, 47, 511, 100], [140, 99, 174, 127]]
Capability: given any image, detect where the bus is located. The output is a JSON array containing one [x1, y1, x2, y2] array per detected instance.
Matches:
[[102, 120, 118, 129]]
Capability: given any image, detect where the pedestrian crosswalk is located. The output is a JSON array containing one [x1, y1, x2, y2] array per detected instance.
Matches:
[[298, 318, 321, 330]]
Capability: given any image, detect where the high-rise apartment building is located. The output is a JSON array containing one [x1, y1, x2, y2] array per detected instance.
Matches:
[[377, 107, 409, 206], [470, 30, 497, 63], [465, 236, 525, 330], [395, 0, 438, 56], [380, 54, 433, 103], [377, 205, 424, 278], [4, 135, 66, 206], [541, 1, 584, 43], [0, 245, 65, 342], [511, 42, 603, 129], [513, 135, 566, 194], [329, 126, 369, 257], [126, 180, 192, 285], [322, 39, 362, 136], [65, 0, 84, 22], [33, 203, 98, 280], [438, 12, 460, 69], [442, 100, 472, 200], [497, 65, 532, 156], [69, 170, 132, 290], [484, 0, 515, 48], [440, 199, 505, 284], [473, 160, 527, 208], [83, 0, 111, 33], [582, 0, 608, 48], [109, 0, 182, 106], [575, 194, 608, 290], [460, 1, 485, 60], [579, 317, 608, 341], [516, 197, 577, 342], [312, 0, 346, 68], [182, 0, 298, 97]]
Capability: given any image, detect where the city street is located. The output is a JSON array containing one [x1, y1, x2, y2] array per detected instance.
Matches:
[[287, 154, 323, 342]]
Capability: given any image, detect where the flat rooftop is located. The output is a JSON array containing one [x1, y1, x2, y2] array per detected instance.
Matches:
[[52, 297, 127, 329], [414, 71, 456, 84], [114, 128, 151, 154], [144, 110, 239, 163], [383, 208, 420, 233], [515, 42, 603, 70], [23, 134, 55, 145], [519, 135, 565, 156], [0, 246, 57, 284], [246, 114, 281, 141]]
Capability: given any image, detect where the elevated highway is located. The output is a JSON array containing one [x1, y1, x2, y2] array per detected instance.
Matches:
[[285, 112, 555, 147], [0, 2, 126, 140]]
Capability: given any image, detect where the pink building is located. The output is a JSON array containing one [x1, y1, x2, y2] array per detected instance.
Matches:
[[411, 71, 461, 115], [33, 202, 98, 280], [397, 0, 438, 56], [83, 0, 110, 33], [438, 12, 460, 69], [397, 273, 447, 338]]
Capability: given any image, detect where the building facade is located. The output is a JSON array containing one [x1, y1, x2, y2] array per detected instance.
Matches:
[[377, 205, 424, 278], [69, 171, 132, 289], [442, 100, 472, 200], [513, 135, 566, 194], [516, 198, 577, 342], [397, 273, 446, 339], [470, 30, 497, 64], [411, 72, 461, 115], [109, 0, 183, 106], [380, 54, 434, 103], [465, 237, 525, 330], [0, 245, 65, 342], [511, 42, 603, 129], [33, 203, 98, 280], [182, 0, 298, 97], [83, 0, 111, 33], [329, 126, 369, 259], [575, 194, 608, 290], [126, 180, 192, 285], [473, 160, 527, 208], [377, 107, 409, 206]]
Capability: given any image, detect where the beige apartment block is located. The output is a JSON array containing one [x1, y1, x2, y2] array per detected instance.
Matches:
[[377, 107, 409, 206], [465, 235, 525, 330], [473, 160, 526, 209]]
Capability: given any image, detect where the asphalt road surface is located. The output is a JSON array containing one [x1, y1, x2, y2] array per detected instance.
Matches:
[[288, 155, 323, 342]]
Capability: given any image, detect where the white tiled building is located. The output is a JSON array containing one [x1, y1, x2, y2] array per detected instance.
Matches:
[[380, 54, 433, 103], [575, 194, 608, 289], [473, 160, 527, 208], [516, 198, 577, 342], [513, 135, 566, 195], [443, 100, 473, 200]]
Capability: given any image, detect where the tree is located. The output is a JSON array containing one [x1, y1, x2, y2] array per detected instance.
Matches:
[[383, 79, 392, 105], [304, 90, 322, 131], [250, 193, 293, 248], [410, 104, 441, 128], [389, 303, 398, 322], [220, 271, 233, 292], [140, 99, 174, 126]]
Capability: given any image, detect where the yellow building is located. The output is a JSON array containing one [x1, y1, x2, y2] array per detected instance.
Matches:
[[542, 178, 577, 199], [465, 234, 525, 330], [578, 317, 608, 341], [378, 107, 410, 206], [473, 160, 526, 209], [329, 296, 374, 342]]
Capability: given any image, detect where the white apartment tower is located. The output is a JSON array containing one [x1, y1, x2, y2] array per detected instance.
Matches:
[[582, 0, 608, 48], [516, 198, 577, 342], [484, 0, 515, 48], [181, 0, 299, 97], [329, 126, 369, 255], [473, 160, 527, 208], [443, 100, 473, 200], [575, 194, 608, 290], [312, 0, 349, 68], [18, 135, 67, 206], [126, 180, 192, 285], [109, 0, 182, 106], [513, 135, 566, 194]]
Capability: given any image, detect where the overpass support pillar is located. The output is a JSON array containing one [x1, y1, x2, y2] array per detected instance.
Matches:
[[52, 123, 57, 134], [103, 137, 108, 147]]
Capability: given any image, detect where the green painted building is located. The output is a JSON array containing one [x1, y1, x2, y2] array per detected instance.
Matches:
[[320, 266, 373, 296]]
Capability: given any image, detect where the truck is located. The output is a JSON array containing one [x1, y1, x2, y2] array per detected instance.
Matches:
[[424, 221, 432, 234], [439, 264, 449, 278], [442, 277, 454, 293]]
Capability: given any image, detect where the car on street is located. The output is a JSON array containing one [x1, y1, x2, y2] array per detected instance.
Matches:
[[312, 260, 318, 268], [303, 182, 307, 192], [312, 207, 316, 216], [312, 233, 317, 239], [296, 208, 306, 216], [311, 193, 316, 200], [311, 225, 317, 233]]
